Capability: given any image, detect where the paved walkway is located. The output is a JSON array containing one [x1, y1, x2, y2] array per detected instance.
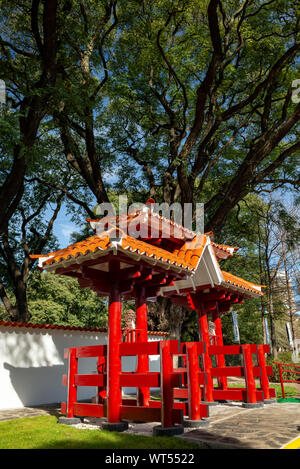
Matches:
[[0, 401, 300, 449], [179, 402, 300, 449], [0, 403, 60, 422], [121, 402, 300, 449]]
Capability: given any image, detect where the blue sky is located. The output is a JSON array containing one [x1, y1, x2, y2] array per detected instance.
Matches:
[[51, 188, 298, 247], [51, 204, 79, 248]]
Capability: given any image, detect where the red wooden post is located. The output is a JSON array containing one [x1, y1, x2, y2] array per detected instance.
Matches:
[[257, 345, 271, 401], [242, 344, 257, 404], [278, 363, 286, 399], [183, 354, 187, 387], [67, 347, 78, 418], [197, 305, 214, 403], [107, 263, 122, 423], [97, 355, 107, 403], [180, 343, 187, 387], [212, 307, 228, 390], [135, 286, 150, 406], [186, 343, 202, 420], [160, 340, 174, 428]]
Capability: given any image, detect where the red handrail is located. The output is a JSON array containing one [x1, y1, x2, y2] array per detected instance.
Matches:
[[121, 328, 142, 343], [273, 362, 300, 399]]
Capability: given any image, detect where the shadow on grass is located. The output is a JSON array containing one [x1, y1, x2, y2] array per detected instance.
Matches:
[[33, 435, 201, 450], [33, 418, 247, 450], [38, 420, 202, 449], [0, 414, 201, 450], [2, 414, 255, 450]]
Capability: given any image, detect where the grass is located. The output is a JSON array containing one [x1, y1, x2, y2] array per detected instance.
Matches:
[[223, 382, 298, 399], [270, 384, 298, 398], [153, 382, 298, 401], [2, 383, 297, 449], [0, 415, 201, 450]]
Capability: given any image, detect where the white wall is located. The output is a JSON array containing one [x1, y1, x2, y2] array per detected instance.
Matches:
[[0, 325, 163, 410]]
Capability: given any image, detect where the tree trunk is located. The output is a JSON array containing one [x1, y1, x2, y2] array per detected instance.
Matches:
[[147, 296, 187, 340], [268, 289, 278, 359], [261, 301, 267, 345], [281, 236, 297, 354]]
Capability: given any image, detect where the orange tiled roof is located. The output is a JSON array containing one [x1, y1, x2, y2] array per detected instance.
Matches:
[[0, 320, 108, 333], [120, 230, 206, 271], [0, 320, 168, 335], [87, 209, 196, 241], [43, 231, 111, 265], [87, 213, 237, 261], [31, 227, 207, 273], [30, 201, 260, 302], [221, 271, 265, 296], [212, 243, 239, 252], [211, 242, 239, 258]]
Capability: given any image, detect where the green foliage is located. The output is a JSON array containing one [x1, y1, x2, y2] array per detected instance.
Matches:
[[181, 309, 199, 343], [267, 351, 300, 384], [105, 0, 299, 207], [26, 272, 108, 328], [222, 303, 263, 346], [0, 0, 299, 331]]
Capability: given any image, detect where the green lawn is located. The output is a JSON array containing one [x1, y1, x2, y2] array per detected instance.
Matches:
[[270, 384, 298, 398], [2, 383, 297, 449], [0, 415, 201, 450], [223, 382, 298, 398]]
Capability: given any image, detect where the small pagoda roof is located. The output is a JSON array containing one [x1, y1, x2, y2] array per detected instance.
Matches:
[[31, 227, 206, 276], [221, 270, 264, 297], [30, 200, 262, 300], [211, 242, 239, 259], [159, 235, 264, 299], [87, 204, 196, 243]]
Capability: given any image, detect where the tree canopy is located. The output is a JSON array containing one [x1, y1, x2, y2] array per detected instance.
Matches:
[[0, 0, 299, 336]]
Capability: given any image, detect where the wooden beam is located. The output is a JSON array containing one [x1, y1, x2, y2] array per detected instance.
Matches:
[[77, 278, 93, 289], [81, 265, 109, 283], [120, 372, 160, 387], [119, 279, 135, 295], [202, 300, 218, 311], [144, 286, 161, 299], [75, 345, 107, 358], [171, 295, 189, 308], [218, 300, 232, 313], [115, 265, 143, 281], [73, 403, 106, 418], [55, 265, 81, 275], [74, 374, 104, 387], [119, 272, 171, 294], [197, 291, 226, 302]]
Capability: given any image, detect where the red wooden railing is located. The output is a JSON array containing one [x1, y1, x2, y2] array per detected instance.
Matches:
[[61, 345, 107, 418], [61, 340, 274, 427], [175, 343, 275, 404], [274, 362, 300, 399], [209, 343, 275, 403], [121, 328, 141, 343], [62, 340, 185, 427]]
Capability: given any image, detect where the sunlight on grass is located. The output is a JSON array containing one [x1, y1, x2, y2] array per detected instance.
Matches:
[[221, 382, 298, 398], [269, 384, 298, 398], [0, 415, 201, 450]]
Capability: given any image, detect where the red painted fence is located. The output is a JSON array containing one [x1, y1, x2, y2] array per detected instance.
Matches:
[[274, 362, 300, 399], [61, 340, 274, 427], [175, 343, 275, 404], [62, 340, 184, 427]]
